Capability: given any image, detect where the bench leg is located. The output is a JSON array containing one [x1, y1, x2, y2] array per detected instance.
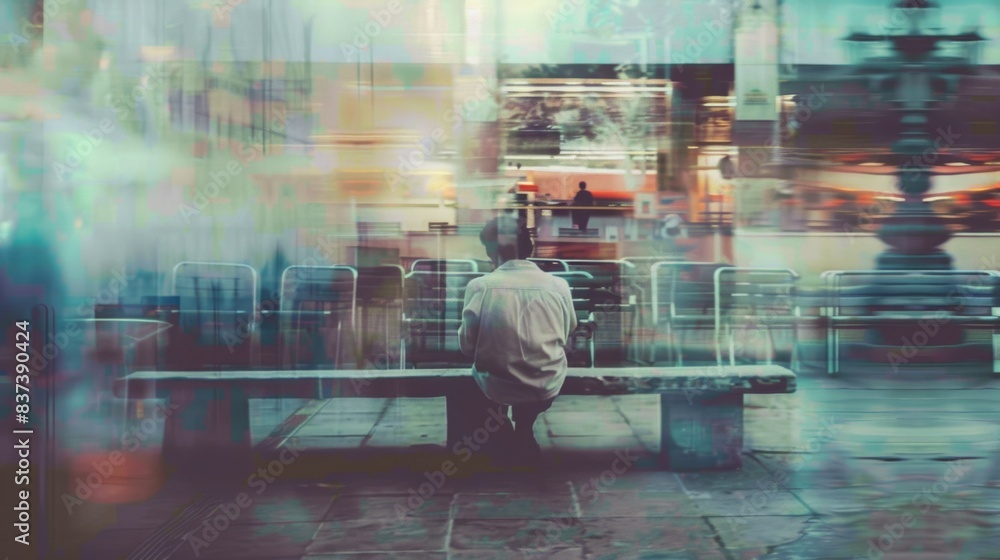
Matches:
[[660, 393, 743, 471], [162, 385, 253, 476], [993, 331, 1000, 375], [827, 326, 840, 376]]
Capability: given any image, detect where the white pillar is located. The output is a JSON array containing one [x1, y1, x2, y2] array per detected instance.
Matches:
[[733, 0, 781, 234]]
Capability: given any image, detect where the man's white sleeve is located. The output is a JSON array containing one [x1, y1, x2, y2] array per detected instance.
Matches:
[[458, 283, 483, 356]]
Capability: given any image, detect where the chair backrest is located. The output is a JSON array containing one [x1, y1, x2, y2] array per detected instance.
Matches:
[[404, 271, 484, 324], [713, 268, 799, 325], [650, 262, 726, 324], [410, 259, 481, 273], [280, 265, 358, 324], [563, 259, 635, 299], [551, 271, 603, 321], [355, 265, 405, 303], [622, 256, 685, 267], [621, 257, 682, 322], [528, 258, 569, 272], [172, 262, 258, 344]]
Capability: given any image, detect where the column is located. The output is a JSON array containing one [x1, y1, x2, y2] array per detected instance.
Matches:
[[732, 0, 780, 231]]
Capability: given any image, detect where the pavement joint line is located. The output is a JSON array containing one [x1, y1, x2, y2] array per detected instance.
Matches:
[[360, 398, 393, 447], [698, 517, 732, 560], [443, 493, 457, 554], [674, 472, 697, 500], [271, 398, 331, 450]]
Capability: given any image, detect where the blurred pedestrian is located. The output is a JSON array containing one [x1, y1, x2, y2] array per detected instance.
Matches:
[[572, 181, 594, 230]]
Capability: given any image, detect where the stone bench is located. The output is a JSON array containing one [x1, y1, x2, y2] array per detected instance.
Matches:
[[114, 365, 796, 472]]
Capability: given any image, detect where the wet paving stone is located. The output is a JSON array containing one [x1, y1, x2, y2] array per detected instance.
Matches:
[[565, 470, 684, 494], [450, 547, 585, 559], [172, 521, 323, 560], [307, 517, 449, 554], [577, 517, 724, 558], [318, 473, 460, 496], [226, 484, 337, 524], [706, 515, 818, 551], [55, 375, 1000, 558], [318, 399, 391, 414], [550, 435, 646, 452], [448, 472, 576, 494], [791, 488, 886, 514], [673, 455, 777, 493], [323, 494, 453, 521], [295, 416, 380, 436], [751, 452, 857, 489], [69, 528, 165, 560], [284, 435, 369, 450], [454, 492, 579, 519], [450, 517, 588, 551], [689, 488, 812, 517], [576, 489, 701, 518], [305, 553, 448, 560]]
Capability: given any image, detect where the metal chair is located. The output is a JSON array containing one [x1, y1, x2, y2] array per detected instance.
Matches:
[[356, 265, 405, 369], [278, 265, 357, 371], [650, 262, 726, 366], [410, 259, 481, 273], [821, 269, 1000, 376], [621, 257, 684, 362], [403, 271, 484, 367], [171, 262, 259, 368], [713, 267, 800, 366], [552, 271, 601, 367]]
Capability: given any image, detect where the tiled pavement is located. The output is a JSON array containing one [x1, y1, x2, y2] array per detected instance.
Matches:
[[53, 371, 1000, 559]]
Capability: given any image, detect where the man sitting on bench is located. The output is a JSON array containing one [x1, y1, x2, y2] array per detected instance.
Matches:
[[458, 216, 577, 464]]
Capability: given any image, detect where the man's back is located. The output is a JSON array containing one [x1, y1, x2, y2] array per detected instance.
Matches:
[[574, 189, 594, 206], [458, 260, 577, 404]]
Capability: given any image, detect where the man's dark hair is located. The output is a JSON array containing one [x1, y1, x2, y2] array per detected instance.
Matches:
[[579, 181, 587, 189], [480, 216, 533, 261]]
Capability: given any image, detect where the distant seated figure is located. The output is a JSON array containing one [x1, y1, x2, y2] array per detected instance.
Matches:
[[572, 181, 594, 230], [458, 216, 577, 465]]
